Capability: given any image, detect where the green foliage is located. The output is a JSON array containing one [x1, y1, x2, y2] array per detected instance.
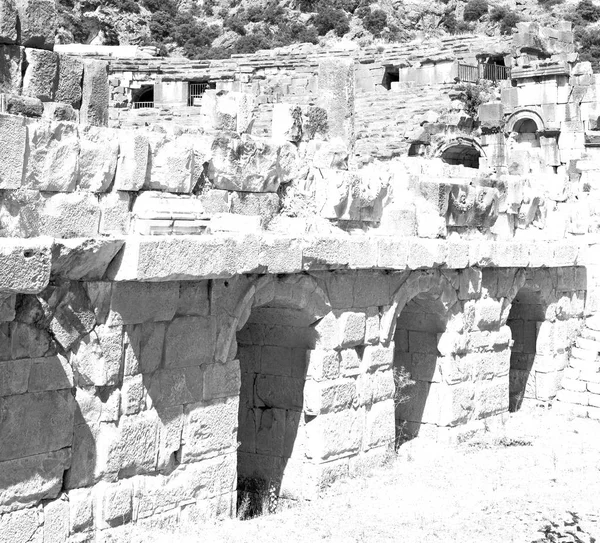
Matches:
[[311, 3, 350, 36], [489, 6, 520, 34], [453, 81, 494, 117], [463, 0, 488, 21], [443, 12, 474, 33], [568, 1, 600, 69], [577, 29, 600, 70], [574, 0, 600, 22], [363, 9, 387, 36]]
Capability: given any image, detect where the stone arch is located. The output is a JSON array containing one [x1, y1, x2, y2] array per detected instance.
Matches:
[[234, 274, 331, 516], [436, 138, 486, 169], [505, 108, 546, 134]]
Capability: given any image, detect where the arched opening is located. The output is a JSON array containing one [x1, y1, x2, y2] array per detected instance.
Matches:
[[393, 292, 451, 441], [507, 115, 550, 175], [236, 297, 318, 518], [506, 287, 544, 412], [513, 118, 538, 134], [132, 85, 154, 109], [440, 144, 480, 169]]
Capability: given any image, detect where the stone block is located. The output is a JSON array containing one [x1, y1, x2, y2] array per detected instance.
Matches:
[[147, 134, 195, 193], [114, 131, 149, 190], [0, 358, 31, 396], [148, 367, 203, 408], [6, 94, 43, 117], [51, 238, 124, 282], [99, 191, 130, 235], [230, 191, 280, 227], [306, 349, 340, 381], [43, 496, 69, 543], [0, 390, 74, 462], [42, 102, 76, 122], [80, 60, 109, 127], [203, 359, 241, 400], [317, 57, 354, 144], [305, 408, 362, 461], [0, 44, 22, 94], [123, 321, 165, 375], [98, 480, 132, 529], [71, 326, 122, 387], [254, 374, 304, 410], [28, 355, 73, 392], [109, 282, 179, 325], [25, 121, 79, 192], [0, 506, 42, 543], [258, 235, 303, 274], [0, 0, 17, 44], [15, 0, 57, 50], [79, 126, 119, 192], [55, 54, 84, 108], [337, 310, 366, 348], [22, 48, 57, 101], [69, 487, 93, 533], [0, 113, 25, 189], [0, 448, 70, 515], [255, 407, 286, 457], [474, 379, 508, 418], [365, 399, 394, 449], [361, 345, 394, 372], [304, 378, 356, 415], [164, 316, 216, 368], [181, 397, 238, 462]]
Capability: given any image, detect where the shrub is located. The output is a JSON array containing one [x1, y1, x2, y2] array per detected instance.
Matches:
[[454, 81, 494, 117], [490, 6, 520, 34], [363, 9, 387, 36], [274, 21, 318, 46], [576, 0, 600, 22], [463, 0, 488, 21], [578, 28, 600, 70], [232, 32, 272, 54], [311, 5, 350, 36]]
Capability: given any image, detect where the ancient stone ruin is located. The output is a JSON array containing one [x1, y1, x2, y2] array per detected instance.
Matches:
[[0, 2, 599, 539]]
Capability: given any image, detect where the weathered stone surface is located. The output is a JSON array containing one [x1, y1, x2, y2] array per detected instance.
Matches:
[[28, 355, 74, 392], [147, 135, 195, 193], [80, 60, 109, 127], [51, 238, 124, 281], [55, 54, 84, 108], [98, 480, 133, 528], [0, 113, 25, 189], [69, 487, 94, 533], [42, 102, 77, 122], [15, 0, 57, 50], [79, 126, 119, 192], [0, 0, 17, 44], [0, 506, 42, 543], [22, 48, 58, 101], [0, 390, 74, 462], [5, 94, 43, 117], [317, 57, 354, 145], [71, 326, 122, 387], [99, 191, 131, 236], [114, 131, 149, 190], [0, 449, 70, 514], [207, 134, 282, 193], [0, 44, 21, 94], [109, 281, 178, 325], [25, 121, 79, 192], [43, 496, 69, 543], [164, 316, 217, 367], [0, 239, 51, 293], [38, 192, 101, 238]]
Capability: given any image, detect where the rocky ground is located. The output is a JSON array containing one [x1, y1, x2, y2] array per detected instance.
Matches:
[[134, 406, 599, 543]]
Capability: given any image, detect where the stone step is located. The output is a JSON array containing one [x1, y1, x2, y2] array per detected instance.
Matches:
[[581, 327, 600, 342], [576, 336, 600, 352], [569, 357, 600, 371]]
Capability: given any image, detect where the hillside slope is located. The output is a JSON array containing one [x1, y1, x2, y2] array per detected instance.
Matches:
[[54, 0, 597, 61]]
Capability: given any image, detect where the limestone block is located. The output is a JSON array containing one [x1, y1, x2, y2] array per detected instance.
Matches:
[[361, 345, 393, 372], [147, 134, 195, 193], [0, 44, 22, 94], [51, 238, 124, 281], [256, 407, 286, 457], [357, 369, 394, 406], [5, 94, 43, 117], [176, 282, 209, 317], [80, 60, 109, 127], [272, 103, 302, 143], [474, 297, 503, 330], [337, 310, 366, 348], [123, 322, 165, 375], [254, 374, 304, 410], [365, 399, 394, 449], [22, 48, 57, 101], [109, 282, 178, 325], [41, 102, 76, 122], [258, 235, 303, 274], [111, 411, 159, 477], [207, 134, 282, 193], [305, 408, 362, 461], [306, 349, 340, 381], [474, 379, 508, 418], [15, 0, 57, 50], [71, 326, 122, 387], [79, 126, 119, 192], [43, 496, 69, 543], [164, 316, 216, 368], [25, 121, 79, 192], [0, 506, 42, 543], [28, 355, 73, 392], [181, 397, 238, 463], [69, 487, 93, 534], [203, 360, 240, 400], [0, 0, 17, 44], [114, 131, 149, 190], [55, 55, 84, 108], [377, 238, 409, 269], [0, 390, 74, 462], [304, 378, 356, 415], [0, 113, 25, 189], [199, 90, 237, 131], [147, 367, 203, 408], [0, 358, 30, 396], [0, 238, 51, 293], [0, 448, 70, 515], [98, 480, 132, 529]]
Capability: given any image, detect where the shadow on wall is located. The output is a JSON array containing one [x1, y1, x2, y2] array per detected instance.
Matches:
[[236, 302, 317, 518]]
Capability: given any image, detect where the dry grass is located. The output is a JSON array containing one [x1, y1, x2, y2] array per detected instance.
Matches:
[[136, 407, 600, 543]]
